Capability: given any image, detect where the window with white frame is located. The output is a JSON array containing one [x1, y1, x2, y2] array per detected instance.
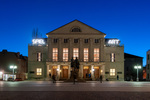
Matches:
[[94, 48, 99, 62], [53, 48, 58, 61], [110, 69, 115, 76], [73, 48, 79, 59], [84, 48, 88, 62], [63, 48, 68, 61], [110, 53, 115, 62], [37, 52, 42, 61], [37, 68, 42, 75]]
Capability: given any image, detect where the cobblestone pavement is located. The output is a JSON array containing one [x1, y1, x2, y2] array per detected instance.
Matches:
[[0, 81, 150, 100]]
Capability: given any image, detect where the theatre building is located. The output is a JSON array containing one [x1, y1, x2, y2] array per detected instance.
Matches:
[[28, 20, 124, 81]]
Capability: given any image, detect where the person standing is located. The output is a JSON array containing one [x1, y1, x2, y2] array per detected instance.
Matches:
[[117, 75, 119, 80], [100, 75, 102, 83]]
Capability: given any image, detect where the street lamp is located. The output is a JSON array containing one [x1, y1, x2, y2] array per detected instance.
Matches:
[[134, 65, 141, 81], [10, 65, 17, 81]]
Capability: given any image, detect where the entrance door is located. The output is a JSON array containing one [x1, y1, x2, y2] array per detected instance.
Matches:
[[94, 69, 99, 78], [63, 69, 68, 78], [53, 69, 57, 76], [83, 69, 89, 78]]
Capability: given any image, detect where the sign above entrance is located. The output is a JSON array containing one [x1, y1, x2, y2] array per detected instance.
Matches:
[[105, 39, 120, 46]]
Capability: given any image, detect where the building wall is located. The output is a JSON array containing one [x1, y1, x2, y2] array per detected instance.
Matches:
[[104, 46, 124, 81], [28, 20, 124, 81], [28, 46, 48, 79]]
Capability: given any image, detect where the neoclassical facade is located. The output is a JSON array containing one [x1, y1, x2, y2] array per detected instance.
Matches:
[[28, 20, 124, 81]]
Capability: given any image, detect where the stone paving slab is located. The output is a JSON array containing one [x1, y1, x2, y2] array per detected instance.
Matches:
[[0, 91, 149, 100]]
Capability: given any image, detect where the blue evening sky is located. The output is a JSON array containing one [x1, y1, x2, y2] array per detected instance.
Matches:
[[0, 0, 150, 66]]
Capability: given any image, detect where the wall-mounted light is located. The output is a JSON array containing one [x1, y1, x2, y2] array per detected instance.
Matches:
[[0, 72, 3, 74], [92, 68, 95, 72], [57, 68, 59, 71]]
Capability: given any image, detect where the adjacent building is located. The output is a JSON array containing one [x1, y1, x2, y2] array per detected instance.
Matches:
[[124, 53, 143, 81], [146, 50, 150, 81], [28, 20, 124, 81], [0, 50, 28, 80]]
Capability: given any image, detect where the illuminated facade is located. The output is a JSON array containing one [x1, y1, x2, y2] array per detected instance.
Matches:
[[28, 20, 124, 81]]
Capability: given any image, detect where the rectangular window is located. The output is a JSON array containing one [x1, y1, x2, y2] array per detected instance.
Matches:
[[64, 39, 68, 43], [63, 48, 68, 61], [74, 39, 78, 43], [95, 39, 99, 43], [84, 48, 88, 62], [148, 64, 149, 70], [110, 53, 115, 62], [73, 48, 79, 59], [148, 55, 149, 60], [94, 48, 99, 62], [37, 52, 42, 61], [110, 69, 115, 76], [54, 39, 58, 43], [37, 68, 42, 75], [84, 39, 88, 43], [53, 48, 58, 61]]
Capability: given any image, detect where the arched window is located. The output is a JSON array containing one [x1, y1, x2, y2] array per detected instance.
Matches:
[[71, 27, 81, 32]]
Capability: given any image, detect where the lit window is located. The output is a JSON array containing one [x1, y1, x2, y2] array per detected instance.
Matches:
[[84, 48, 88, 62], [94, 48, 99, 62], [63, 48, 68, 61], [110, 53, 115, 62], [73, 48, 79, 59], [37, 53, 42, 61], [110, 69, 115, 76], [53, 48, 58, 61], [37, 68, 42, 75]]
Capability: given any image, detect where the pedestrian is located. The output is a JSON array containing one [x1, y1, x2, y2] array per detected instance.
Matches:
[[52, 75, 56, 83], [89, 73, 91, 78], [100, 75, 102, 83], [86, 73, 88, 78], [117, 75, 119, 80]]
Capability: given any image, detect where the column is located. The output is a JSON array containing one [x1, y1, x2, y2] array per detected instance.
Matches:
[[47, 65, 49, 78], [91, 65, 94, 80], [57, 65, 60, 80], [101, 65, 105, 80], [80, 65, 83, 79], [79, 39, 83, 61], [58, 39, 62, 61], [68, 65, 71, 79]]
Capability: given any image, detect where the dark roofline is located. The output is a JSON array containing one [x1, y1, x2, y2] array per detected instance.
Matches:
[[46, 19, 106, 35], [124, 53, 143, 58]]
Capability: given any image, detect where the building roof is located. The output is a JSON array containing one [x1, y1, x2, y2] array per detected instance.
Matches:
[[124, 53, 143, 58], [46, 19, 106, 36]]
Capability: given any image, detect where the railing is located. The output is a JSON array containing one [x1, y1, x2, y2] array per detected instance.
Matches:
[[28, 44, 48, 46]]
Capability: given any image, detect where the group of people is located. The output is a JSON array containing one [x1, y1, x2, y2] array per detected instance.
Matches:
[[86, 73, 91, 78]]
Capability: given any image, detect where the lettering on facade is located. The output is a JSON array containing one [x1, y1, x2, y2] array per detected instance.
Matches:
[[105, 39, 120, 46], [32, 39, 45, 45]]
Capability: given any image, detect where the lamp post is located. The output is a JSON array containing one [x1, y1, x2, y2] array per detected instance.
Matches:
[[10, 65, 17, 81], [134, 65, 141, 81]]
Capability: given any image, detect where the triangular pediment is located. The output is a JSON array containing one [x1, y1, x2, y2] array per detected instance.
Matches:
[[46, 20, 106, 36]]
